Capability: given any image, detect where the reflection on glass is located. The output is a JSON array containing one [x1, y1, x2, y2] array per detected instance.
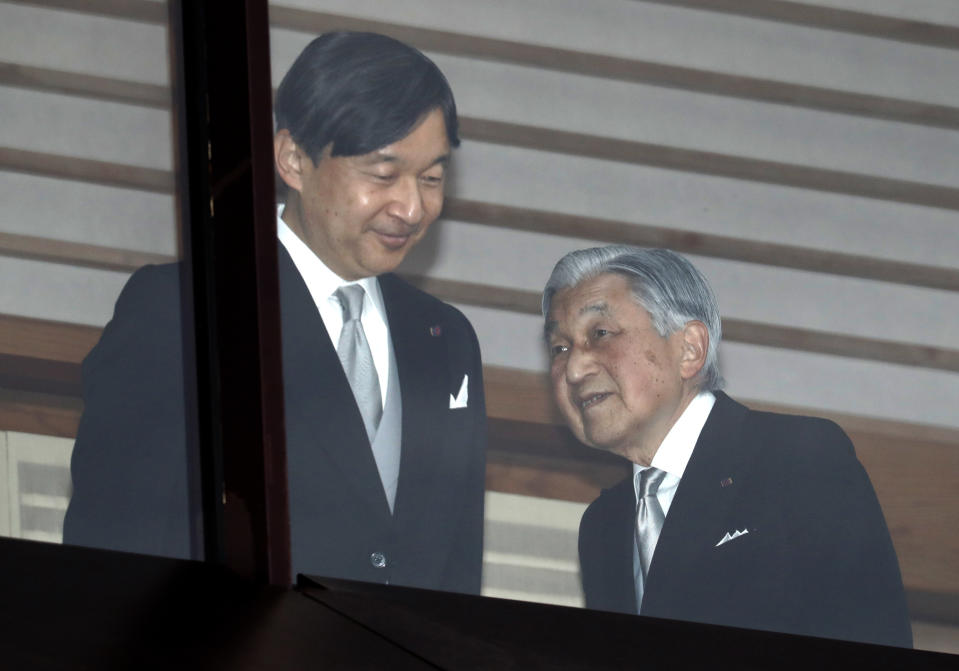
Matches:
[[3, 0, 957, 658], [0, 2, 201, 558]]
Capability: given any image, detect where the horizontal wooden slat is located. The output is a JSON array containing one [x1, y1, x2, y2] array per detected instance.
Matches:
[[486, 417, 628, 503], [0, 387, 81, 438], [0, 354, 81, 397], [909, 593, 959, 629], [8, 0, 167, 24], [442, 199, 959, 293], [0, 231, 175, 272], [23, 0, 959, 54], [483, 365, 959, 447], [5, 312, 956, 451], [7, 150, 954, 294], [0, 147, 173, 193], [0, 314, 101, 365], [641, 0, 959, 49], [5, 63, 959, 211], [484, 366, 564, 427], [403, 275, 959, 374], [0, 62, 169, 108], [460, 117, 959, 212], [722, 320, 959, 373], [12, 4, 959, 130], [4, 260, 956, 376], [406, 275, 541, 316], [268, 7, 959, 131]]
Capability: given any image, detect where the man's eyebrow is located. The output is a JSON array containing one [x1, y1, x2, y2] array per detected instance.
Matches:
[[580, 302, 609, 317], [361, 151, 451, 168], [356, 151, 397, 165], [543, 302, 608, 339], [420, 153, 451, 169]]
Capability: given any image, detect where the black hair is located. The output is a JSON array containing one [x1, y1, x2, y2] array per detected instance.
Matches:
[[275, 31, 459, 161]]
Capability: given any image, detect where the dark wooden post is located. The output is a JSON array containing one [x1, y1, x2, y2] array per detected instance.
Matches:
[[169, 0, 291, 586]]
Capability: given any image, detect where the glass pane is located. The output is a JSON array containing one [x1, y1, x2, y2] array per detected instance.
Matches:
[[263, 1, 959, 655], [0, 1, 205, 559]]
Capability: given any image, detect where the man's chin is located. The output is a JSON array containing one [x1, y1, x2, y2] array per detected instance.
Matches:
[[356, 253, 409, 278], [358, 240, 416, 275], [576, 430, 605, 452], [580, 428, 623, 456]]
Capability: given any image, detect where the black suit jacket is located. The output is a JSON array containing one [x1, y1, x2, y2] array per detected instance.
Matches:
[[64, 248, 487, 594], [578, 392, 912, 647]]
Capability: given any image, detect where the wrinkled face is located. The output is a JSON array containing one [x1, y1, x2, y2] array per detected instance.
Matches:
[[278, 107, 450, 280], [546, 273, 690, 464]]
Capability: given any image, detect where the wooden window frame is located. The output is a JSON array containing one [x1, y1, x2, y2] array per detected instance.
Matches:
[[170, 0, 290, 586]]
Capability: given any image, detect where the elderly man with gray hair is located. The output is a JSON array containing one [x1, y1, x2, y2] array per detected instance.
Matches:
[[543, 245, 911, 647]]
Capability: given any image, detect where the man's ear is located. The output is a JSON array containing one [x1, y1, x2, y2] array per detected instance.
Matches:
[[274, 129, 305, 193], [678, 320, 708, 381]]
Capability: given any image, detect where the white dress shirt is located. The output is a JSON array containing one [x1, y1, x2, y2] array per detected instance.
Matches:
[[632, 390, 716, 515], [276, 206, 391, 407], [632, 390, 716, 609]]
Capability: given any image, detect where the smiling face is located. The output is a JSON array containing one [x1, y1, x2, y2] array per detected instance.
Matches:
[[546, 273, 705, 465], [275, 107, 450, 281]]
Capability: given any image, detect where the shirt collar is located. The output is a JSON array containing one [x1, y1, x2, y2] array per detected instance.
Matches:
[[633, 390, 716, 483], [276, 205, 386, 319]]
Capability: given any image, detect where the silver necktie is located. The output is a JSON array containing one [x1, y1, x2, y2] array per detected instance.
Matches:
[[636, 467, 667, 586], [335, 285, 382, 442]]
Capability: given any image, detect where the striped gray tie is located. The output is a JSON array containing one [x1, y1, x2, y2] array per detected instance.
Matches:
[[335, 285, 382, 442]]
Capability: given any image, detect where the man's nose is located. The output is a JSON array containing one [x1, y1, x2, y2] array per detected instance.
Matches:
[[565, 344, 598, 384], [386, 177, 425, 224]]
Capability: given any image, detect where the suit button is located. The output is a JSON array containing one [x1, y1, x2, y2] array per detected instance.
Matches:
[[370, 552, 387, 568]]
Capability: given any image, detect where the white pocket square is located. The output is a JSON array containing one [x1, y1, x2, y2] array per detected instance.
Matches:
[[715, 528, 749, 547], [449, 374, 469, 409]]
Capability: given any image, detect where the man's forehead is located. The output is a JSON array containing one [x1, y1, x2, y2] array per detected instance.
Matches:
[[548, 298, 611, 325], [546, 278, 622, 334], [340, 110, 451, 166], [563, 274, 629, 308]]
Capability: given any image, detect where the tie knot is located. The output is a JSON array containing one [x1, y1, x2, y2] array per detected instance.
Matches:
[[639, 467, 666, 498], [336, 285, 366, 322]]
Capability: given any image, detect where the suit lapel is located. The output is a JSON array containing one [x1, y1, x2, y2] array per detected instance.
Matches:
[[378, 274, 454, 526], [642, 392, 753, 612], [278, 247, 390, 520], [604, 478, 641, 614]]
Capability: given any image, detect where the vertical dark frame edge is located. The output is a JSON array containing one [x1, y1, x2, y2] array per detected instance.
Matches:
[[244, 0, 293, 587], [168, 0, 225, 566], [168, 0, 291, 585]]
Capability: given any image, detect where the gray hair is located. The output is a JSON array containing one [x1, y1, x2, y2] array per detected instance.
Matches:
[[542, 245, 724, 391]]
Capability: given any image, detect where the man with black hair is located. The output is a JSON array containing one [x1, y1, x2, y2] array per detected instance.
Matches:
[[65, 32, 487, 594]]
